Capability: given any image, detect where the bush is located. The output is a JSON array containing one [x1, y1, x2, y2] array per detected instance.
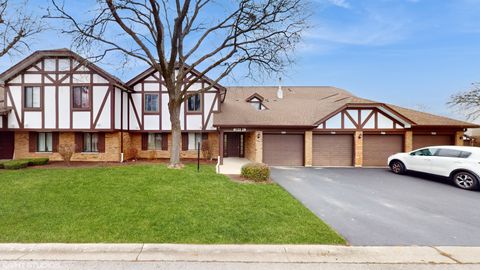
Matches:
[[241, 163, 270, 182], [26, 158, 49, 166], [3, 160, 29, 170], [0, 160, 8, 169], [59, 144, 75, 166]]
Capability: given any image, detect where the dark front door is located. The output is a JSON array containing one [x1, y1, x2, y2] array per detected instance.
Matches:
[[225, 133, 244, 157], [0, 132, 14, 159]]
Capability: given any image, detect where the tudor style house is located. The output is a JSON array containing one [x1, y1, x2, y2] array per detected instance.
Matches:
[[0, 49, 477, 167]]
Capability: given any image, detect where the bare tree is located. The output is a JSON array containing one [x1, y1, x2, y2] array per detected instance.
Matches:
[[449, 82, 480, 120], [48, 0, 310, 168], [0, 0, 44, 58]]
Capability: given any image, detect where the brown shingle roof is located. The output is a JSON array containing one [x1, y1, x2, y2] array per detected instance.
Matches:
[[213, 86, 477, 128]]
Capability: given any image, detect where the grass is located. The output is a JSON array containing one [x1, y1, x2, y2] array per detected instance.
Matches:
[[0, 164, 345, 244]]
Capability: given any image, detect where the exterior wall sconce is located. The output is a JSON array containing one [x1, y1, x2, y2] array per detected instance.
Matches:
[[358, 133, 362, 139], [257, 133, 261, 139]]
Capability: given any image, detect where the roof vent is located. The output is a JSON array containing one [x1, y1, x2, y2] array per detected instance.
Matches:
[[277, 77, 283, 99]]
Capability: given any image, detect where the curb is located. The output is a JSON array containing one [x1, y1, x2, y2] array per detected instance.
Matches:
[[0, 244, 479, 264]]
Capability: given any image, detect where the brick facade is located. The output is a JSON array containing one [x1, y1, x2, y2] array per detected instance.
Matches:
[[127, 132, 219, 160], [244, 131, 263, 163], [455, 131, 465, 146], [14, 131, 122, 162], [304, 131, 313, 167], [404, 131, 413, 152], [354, 131, 363, 167]]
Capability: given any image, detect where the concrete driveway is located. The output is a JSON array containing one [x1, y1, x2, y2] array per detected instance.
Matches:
[[271, 167, 480, 246]]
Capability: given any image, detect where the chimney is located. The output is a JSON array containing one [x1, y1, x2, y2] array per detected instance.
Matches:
[[277, 77, 283, 99]]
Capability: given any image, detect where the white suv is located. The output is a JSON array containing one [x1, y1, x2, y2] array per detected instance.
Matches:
[[388, 146, 480, 190]]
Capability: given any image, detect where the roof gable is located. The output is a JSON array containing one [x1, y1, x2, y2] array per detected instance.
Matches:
[[0, 49, 128, 90]]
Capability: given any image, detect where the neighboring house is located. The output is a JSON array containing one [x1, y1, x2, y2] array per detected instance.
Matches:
[[0, 48, 477, 166]]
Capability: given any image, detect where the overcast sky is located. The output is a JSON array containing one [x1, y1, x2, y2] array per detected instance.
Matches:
[[1, 0, 480, 121]]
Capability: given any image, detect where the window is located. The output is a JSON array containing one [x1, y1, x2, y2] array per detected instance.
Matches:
[[246, 95, 266, 111], [410, 148, 436, 156], [187, 94, 201, 112], [147, 133, 162, 150], [83, 133, 98, 152], [37, 133, 52, 152], [24, 86, 40, 108], [434, 149, 471, 158], [145, 94, 159, 112], [188, 133, 202, 150], [73, 86, 90, 109]]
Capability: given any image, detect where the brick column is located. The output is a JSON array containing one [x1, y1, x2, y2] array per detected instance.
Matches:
[[404, 130, 413, 152], [255, 131, 263, 163], [455, 131, 465, 146], [354, 131, 363, 167], [304, 131, 313, 167], [219, 130, 224, 165]]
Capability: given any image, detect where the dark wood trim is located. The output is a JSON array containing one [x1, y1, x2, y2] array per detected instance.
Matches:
[[92, 86, 111, 129], [129, 94, 142, 130], [203, 93, 218, 131], [6, 86, 22, 128], [360, 110, 375, 127]]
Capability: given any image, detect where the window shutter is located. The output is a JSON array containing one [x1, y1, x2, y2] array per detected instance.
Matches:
[[98, 133, 106, 153], [182, 133, 189, 151], [162, 133, 168, 150], [52, 133, 59, 152], [75, 133, 83, 153], [141, 133, 148, 150], [29, 132, 37, 152]]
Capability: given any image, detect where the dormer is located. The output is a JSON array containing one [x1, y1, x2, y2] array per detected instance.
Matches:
[[245, 93, 267, 111]]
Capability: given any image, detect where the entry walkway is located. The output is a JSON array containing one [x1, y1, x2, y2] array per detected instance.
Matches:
[[218, 158, 250, 175]]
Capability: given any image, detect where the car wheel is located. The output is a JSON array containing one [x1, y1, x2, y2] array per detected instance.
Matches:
[[453, 171, 479, 190], [390, 160, 405, 174]]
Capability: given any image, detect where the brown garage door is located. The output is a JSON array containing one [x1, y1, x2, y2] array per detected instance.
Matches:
[[363, 134, 403, 167], [313, 134, 353, 166], [0, 132, 14, 159], [413, 134, 453, 150], [263, 134, 304, 166]]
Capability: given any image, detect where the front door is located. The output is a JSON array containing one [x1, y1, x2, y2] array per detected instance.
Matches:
[[0, 132, 14, 159], [225, 133, 244, 157]]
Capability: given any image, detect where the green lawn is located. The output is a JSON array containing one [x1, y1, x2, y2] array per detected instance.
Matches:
[[0, 164, 345, 244]]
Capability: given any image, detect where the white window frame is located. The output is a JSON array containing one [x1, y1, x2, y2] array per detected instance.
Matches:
[[188, 132, 202, 150]]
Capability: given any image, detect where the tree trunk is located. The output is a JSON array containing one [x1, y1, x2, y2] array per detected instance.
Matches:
[[168, 98, 184, 168]]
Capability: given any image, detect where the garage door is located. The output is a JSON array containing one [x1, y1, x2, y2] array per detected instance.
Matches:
[[313, 134, 353, 166], [363, 134, 403, 167], [0, 132, 14, 159], [263, 134, 304, 166], [413, 134, 453, 150]]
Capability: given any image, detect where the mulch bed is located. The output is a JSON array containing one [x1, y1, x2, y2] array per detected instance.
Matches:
[[226, 174, 273, 184], [28, 159, 217, 169]]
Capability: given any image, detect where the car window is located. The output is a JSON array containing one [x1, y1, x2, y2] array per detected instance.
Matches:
[[434, 149, 471, 158], [410, 148, 436, 156]]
